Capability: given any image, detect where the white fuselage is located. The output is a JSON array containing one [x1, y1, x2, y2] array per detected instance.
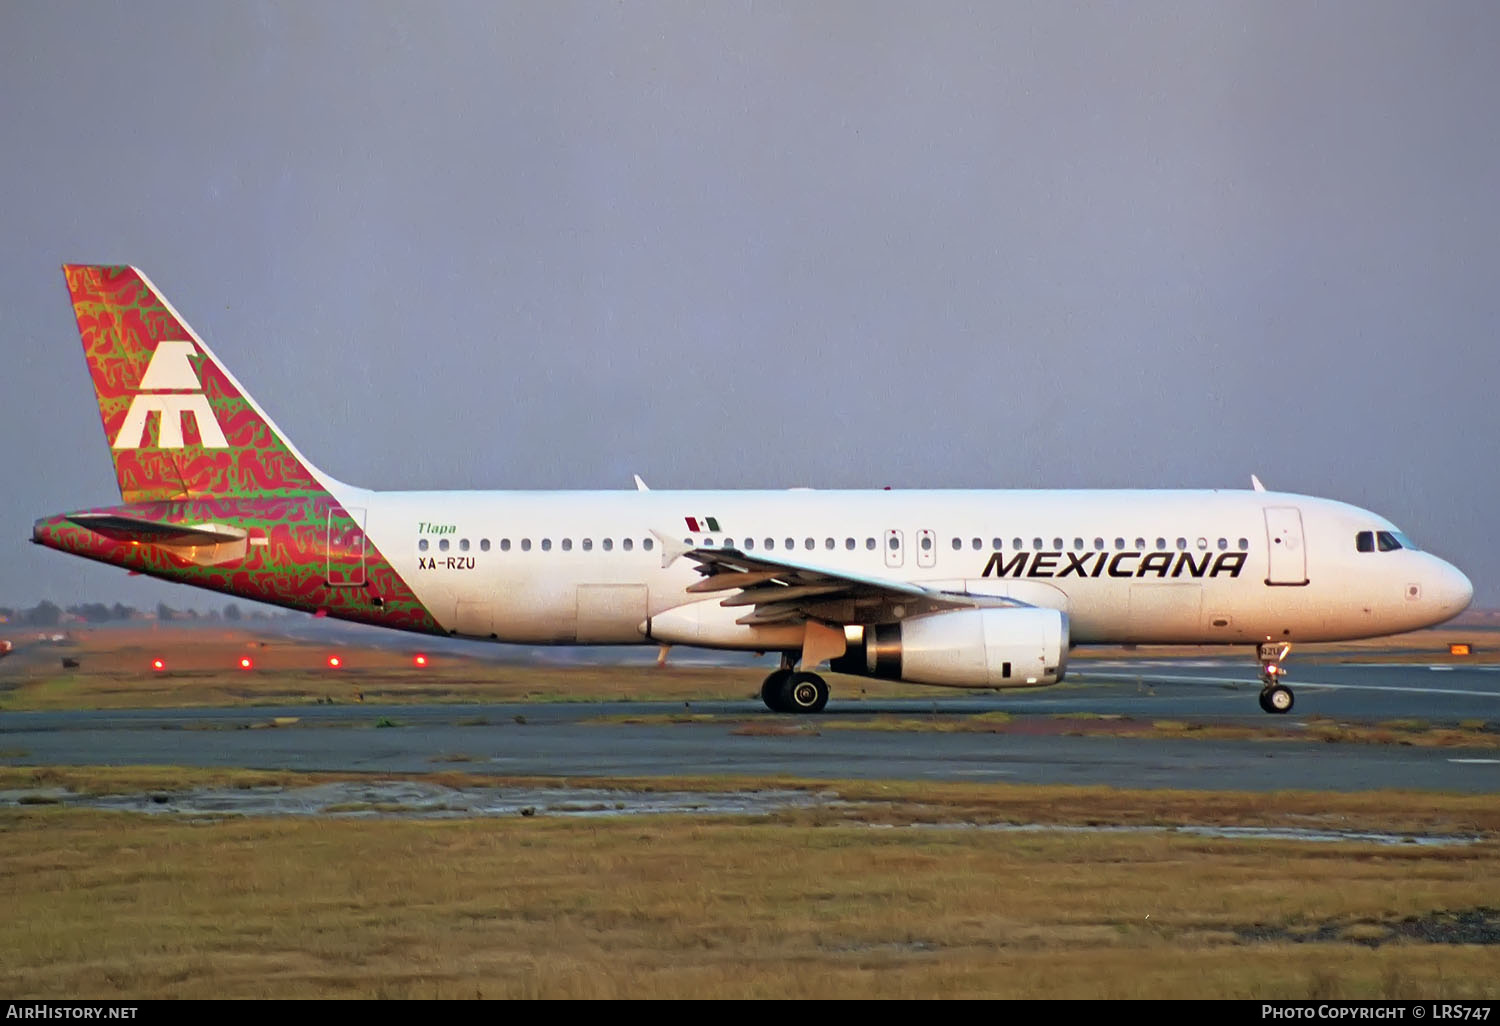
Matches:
[[334, 487, 1472, 651]]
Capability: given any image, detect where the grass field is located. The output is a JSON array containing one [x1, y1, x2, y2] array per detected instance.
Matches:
[[3, 625, 1499, 998], [2, 770, 1500, 999]]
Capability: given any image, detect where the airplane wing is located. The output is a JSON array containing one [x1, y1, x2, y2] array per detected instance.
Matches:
[[678, 546, 1021, 626]]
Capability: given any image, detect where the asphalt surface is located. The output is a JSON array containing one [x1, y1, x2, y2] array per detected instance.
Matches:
[[3, 660, 1499, 792]]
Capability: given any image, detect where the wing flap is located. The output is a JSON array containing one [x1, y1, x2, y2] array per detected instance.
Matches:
[[679, 545, 1007, 628]]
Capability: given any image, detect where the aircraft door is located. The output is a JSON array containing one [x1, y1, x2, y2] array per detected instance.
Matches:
[[917, 528, 937, 568], [1264, 507, 1309, 586], [884, 529, 904, 568], [326, 506, 367, 587]]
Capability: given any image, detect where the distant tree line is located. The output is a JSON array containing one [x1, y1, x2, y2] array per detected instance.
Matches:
[[0, 600, 291, 626]]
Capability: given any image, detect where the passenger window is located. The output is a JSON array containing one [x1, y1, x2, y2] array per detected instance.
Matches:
[[622, 538, 632, 551], [723, 538, 733, 548], [922, 536, 934, 551], [1114, 538, 1125, 550], [521, 539, 532, 552], [561, 539, 572, 552], [866, 538, 876, 550], [1033, 538, 1044, 550], [1073, 538, 1084, 550], [825, 538, 835, 550], [1238, 538, 1249, 551], [1134, 538, 1145, 550], [1093, 538, 1104, 550], [888, 536, 899, 550], [766, 538, 776, 550], [460, 539, 470, 552], [642, 538, 654, 551], [1012, 538, 1023, 551], [541, 539, 551, 551], [1175, 538, 1186, 551], [973, 538, 983, 550], [1217, 538, 1228, 550], [582, 539, 593, 551], [993, 538, 1003, 551], [1197, 538, 1208, 550], [1052, 538, 1062, 550], [1377, 531, 1402, 552], [788, 538, 797, 550], [804, 538, 814, 550], [744, 538, 755, 550], [480, 539, 490, 552], [500, 539, 510, 552], [418, 539, 429, 552], [439, 539, 450, 552], [845, 538, 855, 550], [950, 537, 961, 551], [1155, 538, 1167, 551], [703, 538, 716, 547]]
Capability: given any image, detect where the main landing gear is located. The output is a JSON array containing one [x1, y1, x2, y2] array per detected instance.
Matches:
[[760, 662, 830, 714], [1257, 642, 1294, 714]]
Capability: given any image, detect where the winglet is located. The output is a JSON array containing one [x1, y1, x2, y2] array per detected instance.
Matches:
[[634, 474, 650, 491], [650, 528, 690, 569], [1251, 475, 1266, 492]]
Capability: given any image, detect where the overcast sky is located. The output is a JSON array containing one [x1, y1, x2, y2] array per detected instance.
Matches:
[[2, 1, 1498, 610]]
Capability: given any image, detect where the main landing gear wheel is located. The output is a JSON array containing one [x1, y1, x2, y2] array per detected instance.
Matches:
[[782, 671, 829, 714], [761, 669, 793, 713], [1259, 684, 1294, 715]]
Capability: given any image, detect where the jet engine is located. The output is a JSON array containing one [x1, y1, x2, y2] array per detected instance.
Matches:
[[829, 607, 1068, 687]]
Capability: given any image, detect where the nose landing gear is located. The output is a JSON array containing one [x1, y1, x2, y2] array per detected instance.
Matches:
[[1257, 642, 1294, 714]]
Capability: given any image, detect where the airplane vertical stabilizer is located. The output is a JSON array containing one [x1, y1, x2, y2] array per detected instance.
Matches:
[[62, 265, 339, 502]]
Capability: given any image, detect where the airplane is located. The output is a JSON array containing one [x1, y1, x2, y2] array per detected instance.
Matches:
[[32, 265, 1474, 715]]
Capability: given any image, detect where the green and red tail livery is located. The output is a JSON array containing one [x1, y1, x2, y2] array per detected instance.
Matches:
[[64, 264, 327, 503]]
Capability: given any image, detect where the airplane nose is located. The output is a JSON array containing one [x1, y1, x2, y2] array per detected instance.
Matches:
[[1437, 562, 1474, 619]]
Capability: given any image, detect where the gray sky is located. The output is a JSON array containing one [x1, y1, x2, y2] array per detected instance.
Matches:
[[3, 1, 1498, 610]]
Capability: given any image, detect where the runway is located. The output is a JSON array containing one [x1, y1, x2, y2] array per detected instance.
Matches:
[[4, 660, 1499, 792]]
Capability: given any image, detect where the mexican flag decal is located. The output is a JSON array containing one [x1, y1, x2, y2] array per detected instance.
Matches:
[[684, 516, 721, 533]]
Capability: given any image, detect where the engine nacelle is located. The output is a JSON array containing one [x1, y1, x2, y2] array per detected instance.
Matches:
[[829, 608, 1068, 688]]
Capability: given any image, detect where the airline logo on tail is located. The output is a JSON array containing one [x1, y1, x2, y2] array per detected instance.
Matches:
[[110, 339, 229, 450]]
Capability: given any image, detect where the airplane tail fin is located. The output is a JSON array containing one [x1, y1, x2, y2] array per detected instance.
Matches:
[[62, 265, 336, 503]]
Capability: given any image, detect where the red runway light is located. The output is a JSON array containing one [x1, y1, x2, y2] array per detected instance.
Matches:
[[413, 654, 428, 667], [151, 658, 165, 671], [327, 655, 342, 668], [239, 656, 253, 670]]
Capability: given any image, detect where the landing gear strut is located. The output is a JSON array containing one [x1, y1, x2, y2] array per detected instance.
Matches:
[[1257, 642, 1294, 714], [760, 659, 829, 714]]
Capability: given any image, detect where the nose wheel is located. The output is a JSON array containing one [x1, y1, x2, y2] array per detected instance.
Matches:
[[1257, 642, 1294, 714]]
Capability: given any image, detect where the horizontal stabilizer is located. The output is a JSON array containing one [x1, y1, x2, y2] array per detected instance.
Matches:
[[60, 511, 250, 566], [65, 512, 247, 547]]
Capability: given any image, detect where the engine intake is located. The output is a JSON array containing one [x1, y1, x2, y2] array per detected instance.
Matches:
[[829, 607, 1068, 687]]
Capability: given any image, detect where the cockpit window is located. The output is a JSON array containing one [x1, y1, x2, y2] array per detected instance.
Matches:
[[1359, 529, 1415, 553]]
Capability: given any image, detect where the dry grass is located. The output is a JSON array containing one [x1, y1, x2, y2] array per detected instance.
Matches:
[[1, 798, 1498, 999]]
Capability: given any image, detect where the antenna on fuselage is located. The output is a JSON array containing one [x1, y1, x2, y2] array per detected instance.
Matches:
[[1251, 475, 1266, 492], [634, 474, 650, 491]]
